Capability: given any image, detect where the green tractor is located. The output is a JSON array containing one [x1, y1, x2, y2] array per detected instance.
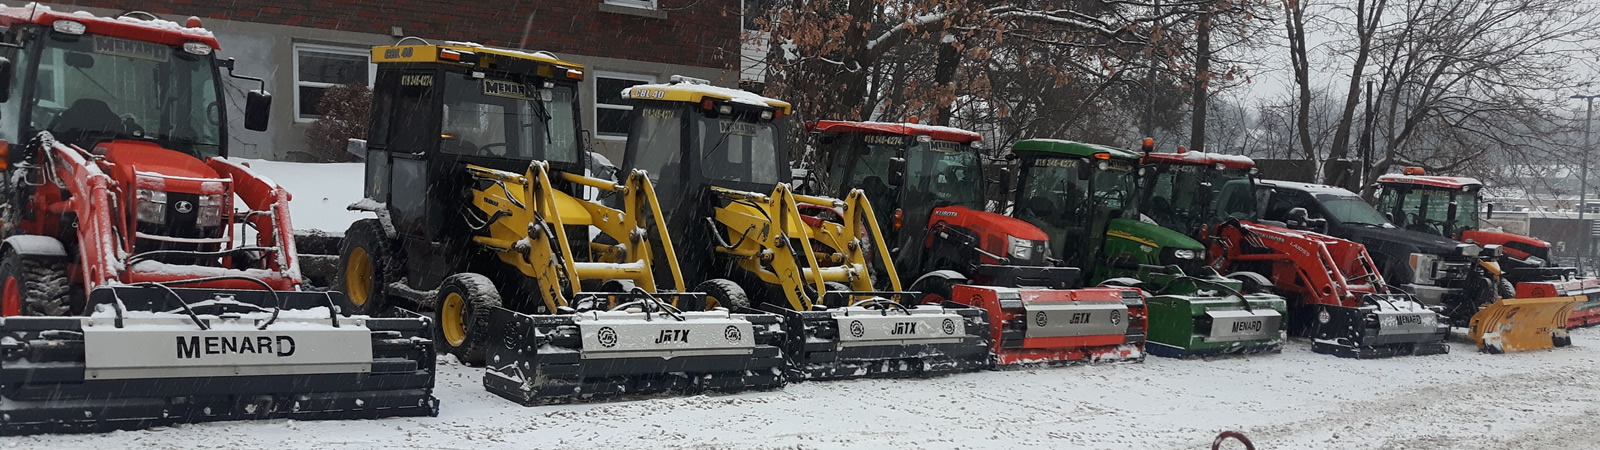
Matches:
[[1007, 139, 1287, 358]]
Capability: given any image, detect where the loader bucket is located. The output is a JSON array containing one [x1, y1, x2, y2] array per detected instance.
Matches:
[[763, 295, 991, 380], [482, 305, 787, 405], [0, 286, 438, 435], [954, 285, 1146, 366], [1468, 295, 1582, 353], [1309, 294, 1450, 359], [1145, 293, 1287, 358]]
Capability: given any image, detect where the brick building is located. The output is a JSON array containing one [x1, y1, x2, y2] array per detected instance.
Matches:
[[38, 0, 746, 161]]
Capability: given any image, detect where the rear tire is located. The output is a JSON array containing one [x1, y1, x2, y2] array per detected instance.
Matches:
[[338, 218, 401, 316], [694, 279, 750, 311], [1497, 278, 1516, 300], [912, 276, 955, 307], [434, 273, 502, 366], [0, 250, 72, 316]]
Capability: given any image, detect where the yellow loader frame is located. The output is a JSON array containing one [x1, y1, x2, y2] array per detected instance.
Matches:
[[465, 161, 688, 312], [710, 183, 904, 311]]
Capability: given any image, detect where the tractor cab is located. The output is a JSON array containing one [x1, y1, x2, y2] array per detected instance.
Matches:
[[356, 42, 584, 289], [1138, 146, 1261, 237], [1374, 168, 1485, 240]]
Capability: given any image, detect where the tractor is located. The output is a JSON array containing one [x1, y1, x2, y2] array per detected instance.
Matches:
[[809, 120, 1146, 364], [0, 8, 436, 434], [336, 43, 784, 405], [611, 79, 991, 379], [1003, 138, 1286, 358]]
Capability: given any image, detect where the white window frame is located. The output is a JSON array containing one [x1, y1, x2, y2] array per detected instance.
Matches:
[[594, 71, 656, 140], [603, 0, 658, 10], [292, 43, 376, 123]]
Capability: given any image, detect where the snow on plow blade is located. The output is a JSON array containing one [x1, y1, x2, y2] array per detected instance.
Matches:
[[954, 285, 1145, 366], [1468, 295, 1581, 353], [1145, 293, 1287, 358], [1515, 279, 1600, 329], [0, 286, 438, 435], [766, 296, 990, 380], [1310, 295, 1450, 359], [483, 307, 786, 405]]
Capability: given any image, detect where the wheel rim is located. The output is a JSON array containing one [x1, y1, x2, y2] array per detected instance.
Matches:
[[345, 247, 373, 307], [2, 277, 19, 317], [441, 292, 467, 347], [705, 295, 721, 310]]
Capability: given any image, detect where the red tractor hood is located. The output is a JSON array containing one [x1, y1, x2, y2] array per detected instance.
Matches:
[[99, 141, 222, 193], [928, 206, 1050, 241], [1461, 229, 1547, 258]]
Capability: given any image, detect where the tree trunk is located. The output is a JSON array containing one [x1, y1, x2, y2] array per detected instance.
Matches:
[[1190, 3, 1213, 151], [1322, 0, 1384, 190], [1284, 0, 1316, 164], [933, 40, 962, 126]]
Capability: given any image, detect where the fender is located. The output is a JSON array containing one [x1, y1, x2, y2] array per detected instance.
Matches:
[[348, 198, 400, 239], [1, 235, 68, 260], [911, 270, 969, 291]]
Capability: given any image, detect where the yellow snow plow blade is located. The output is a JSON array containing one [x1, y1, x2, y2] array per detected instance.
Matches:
[[1468, 296, 1582, 353]]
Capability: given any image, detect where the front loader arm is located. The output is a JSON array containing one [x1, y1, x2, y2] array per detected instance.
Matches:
[[711, 185, 826, 310], [33, 135, 121, 289]]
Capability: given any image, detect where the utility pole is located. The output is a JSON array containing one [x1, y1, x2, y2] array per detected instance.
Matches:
[[1571, 94, 1598, 274], [1142, 0, 1161, 138]]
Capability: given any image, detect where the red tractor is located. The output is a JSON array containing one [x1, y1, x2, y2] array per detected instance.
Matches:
[[809, 120, 1145, 365], [1375, 168, 1600, 327], [0, 8, 434, 434]]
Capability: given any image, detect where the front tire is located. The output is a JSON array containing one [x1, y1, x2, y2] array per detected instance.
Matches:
[[434, 273, 502, 366], [694, 279, 751, 311], [0, 250, 72, 316]]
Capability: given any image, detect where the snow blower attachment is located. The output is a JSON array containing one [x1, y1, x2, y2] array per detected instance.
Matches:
[[1108, 266, 1288, 358], [613, 79, 990, 380], [955, 283, 1145, 364], [0, 10, 436, 434], [465, 163, 785, 405], [1209, 220, 1450, 358]]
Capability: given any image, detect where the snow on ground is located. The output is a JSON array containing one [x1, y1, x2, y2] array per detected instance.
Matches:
[[16, 330, 1600, 450], [232, 158, 368, 234], [52, 159, 1587, 449]]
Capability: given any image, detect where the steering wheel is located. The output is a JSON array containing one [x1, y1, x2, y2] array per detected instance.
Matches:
[[206, 101, 221, 126], [121, 115, 146, 137], [478, 143, 510, 157]]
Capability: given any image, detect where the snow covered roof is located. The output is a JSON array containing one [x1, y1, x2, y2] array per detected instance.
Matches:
[[0, 3, 219, 49], [1143, 150, 1256, 170], [811, 120, 982, 143], [1254, 179, 1360, 197], [622, 80, 791, 114], [1377, 174, 1483, 190]]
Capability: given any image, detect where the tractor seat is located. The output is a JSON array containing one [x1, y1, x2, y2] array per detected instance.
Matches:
[[49, 98, 124, 147]]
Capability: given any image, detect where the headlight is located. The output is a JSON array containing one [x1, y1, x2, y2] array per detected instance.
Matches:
[[136, 189, 167, 223], [1172, 249, 1199, 260], [1409, 252, 1437, 285], [1457, 243, 1480, 257], [1007, 235, 1033, 260], [197, 194, 225, 227]]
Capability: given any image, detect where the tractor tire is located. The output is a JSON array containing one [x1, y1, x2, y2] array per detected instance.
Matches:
[[694, 279, 751, 311], [0, 250, 72, 317], [911, 274, 958, 306], [433, 273, 502, 366], [1497, 278, 1517, 300], [337, 218, 401, 316]]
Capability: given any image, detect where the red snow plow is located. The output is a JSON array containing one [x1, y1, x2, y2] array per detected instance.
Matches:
[[0, 8, 434, 434]]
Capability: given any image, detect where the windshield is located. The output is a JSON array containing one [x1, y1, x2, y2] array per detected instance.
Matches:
[[438, 75, 579, 164], [696, 115, 782, 185], [905, 140, 984, 210], [1389, 187, 1475, 236], [1316, 193, 1391, 226], [1143, 163, 1205, 231], [33, 34, 222, 158]]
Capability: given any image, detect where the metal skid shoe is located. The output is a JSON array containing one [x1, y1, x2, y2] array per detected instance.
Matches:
[[0, 286, 439, 435], [953, 285, 1147, 366], [1144, 294, 1288, 359], [483, 294, 786, 406], [1308, 295, 1450, 359], [767, 292, 991, 380]]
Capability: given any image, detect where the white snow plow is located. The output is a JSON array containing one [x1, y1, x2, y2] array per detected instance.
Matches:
[[0, 286, 438, 435]]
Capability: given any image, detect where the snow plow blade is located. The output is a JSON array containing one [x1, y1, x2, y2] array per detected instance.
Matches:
[[766, 294, 991, 380], [953, 285, 1145, 366], [483, 305, 786, 405], [1468, 295, 1581, 353], [1145, 293, 1287, 358], [1309, 294, 1450, 359], [0, 286, 438, 435], [1515, 279, 1600, 329]]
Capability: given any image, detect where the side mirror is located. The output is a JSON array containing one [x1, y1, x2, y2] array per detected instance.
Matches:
[[244, 90, 272, 131], [1285, 207, 1311, 228], [1485, 203, 1495, 220], [0, 57, 13, 103], [887, 157, 906, 186]]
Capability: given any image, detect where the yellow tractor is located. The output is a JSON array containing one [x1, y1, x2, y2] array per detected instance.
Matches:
[[610, 77, 991, 379], [338, 42, 782, 405]]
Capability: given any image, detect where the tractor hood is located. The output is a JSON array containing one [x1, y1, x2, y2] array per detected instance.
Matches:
[[1338, 225, 1460, 258], [1108, 218, 1204, 250], [930, 206, 1049, 241], [1462, 229, 1548, 260], [99, 140, 220, 193]]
